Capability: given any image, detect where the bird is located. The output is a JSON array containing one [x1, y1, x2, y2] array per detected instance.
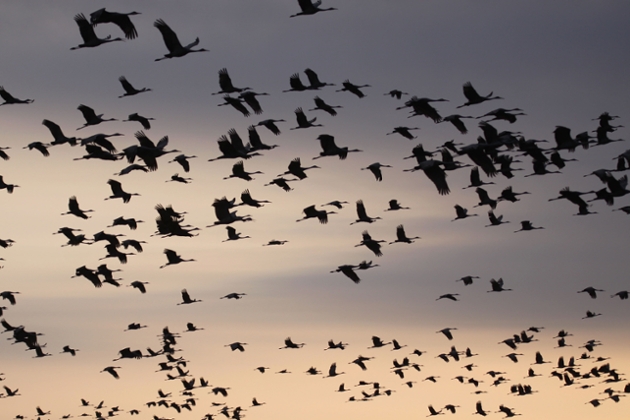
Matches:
[[178, 289, 201, 305], [290, 0, 337, 18], [71, 13, 123, 50], [297, 205, 335, 224], [154, 19, 208, 61], [457, 82, 502, 108], [514, 221, 544, 232], [389, 225, 420, 244], [223, 226, 250, 242], [404, 160, 450, 195], [314, 134, 362, 160], [76, 104, 117, 130], [336, 80, 370, 98], [223, 161, 263, 181], [225, 342, 247, 352], [129, 281, 149, 294], [160, 249, 195, 269], [437, 327, 457, 340], [488, 278, 512, 292], [291, 107, 322, 129], [61, 196, 93, 219], [386, 126, 420, 140], [218, 95, 250, 117], [582, 310, 602, 319], [108, 216, 143, 230], [280, 337, 305, 349], [256, 119, 285, 135], [220, 293, 246, 300], [350, 200, 381, 224], [278, 158, 320, 180], [385, 199, 410, 211], [90, 8, 140, 39], [437, 294, 459, 302], [0, 175, 18, 194], [578, 287, 604, 299], [485, 209, 509, 227], [361, 162, 392, 181], [118, 76, 151, 98], [452, 205, 478, 221], [101, 366, 122, 379], [105, 179, 140, 203], [265, 178, 294, 192], [0, 86, 33, 105], [123, 113, 155, 130], [239, 91, 268, 115], [457, 275, 479, 286], [355, 231, 385, 257], [213, 68, 251, 95], [304, 68, 334, 89], [331, 265, 360, 283], [309, 96, 342, 116], [440, 114, 474, 134]]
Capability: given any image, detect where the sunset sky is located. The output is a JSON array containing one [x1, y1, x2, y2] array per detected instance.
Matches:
[[1, 1, 629, 419]]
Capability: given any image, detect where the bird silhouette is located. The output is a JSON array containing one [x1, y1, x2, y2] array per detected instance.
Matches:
[[154, 19, 208, 61], [0, 86, 33, 105], [160, 249, 195, 269], [118, 76, 151, 98], [290, 0, 337, 17], [90, 8, 140, 39], [457, 82, 502, 108], [71, 14, 123, 50], [178, 289, 201, 305]]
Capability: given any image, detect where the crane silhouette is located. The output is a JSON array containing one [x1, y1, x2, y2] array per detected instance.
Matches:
[[160, 249, 195, 269], [71, 14, 123, 50], [90, 8, 140, 39], [154, 19, 208, 61], [290, 1, 337, 18], [118, 76, 151, 98], [0, 86, 33, 105], [350, 200, 381, 224], [457, 82, 502, 108]]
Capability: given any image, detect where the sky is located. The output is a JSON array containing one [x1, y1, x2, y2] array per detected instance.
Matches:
[[1, 1, 630, 419]]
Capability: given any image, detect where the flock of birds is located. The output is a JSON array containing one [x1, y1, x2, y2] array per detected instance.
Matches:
[[1, 2, 629, 420]]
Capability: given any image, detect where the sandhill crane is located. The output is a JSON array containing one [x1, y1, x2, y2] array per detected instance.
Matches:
[[278, 157, 320, 179], [514, 220, 544, 232], [284, 73, 309, 92], [485, 210, 509, 227], [256, 119, 285, 135], [355, 231, 384, 257], [549, 151, 577, 169], [404, 160, 450, 195], [323, 200, 348, 209], [440, 114, 474, 134], [225, 342, 247, 352], [223, 161, 263, 181], [309, 96, 342, 116], [336, 80, 370, 98], [457, 275, 479, 285], [437, 327, 457, 340], [72, 266, 102, 288], [473, 401, 488, 416], [108, 216, 143, 230], [385, 89, 408, 99], [167, 154, 196, 173], [291, 107, 322, 129], [54, 227, 91, 247], [488, 278, 511, 292], [390, 225, 420, 244], [265, 177, 295, 192], [331, 265, 360, 283], [280, 337, 305, 349], [397, 96, 448, 122], [101, 366, 122, 379], [452, 205, 477, 221], [437, 294, 459, 302], [166, 173, 192, 184], [105, 179, 140, 203], [578, 287, 604, 299], [61, 196, 93, 219], [304, 68, 334, 89], [213, 68, 251, 95], [208, 197, 253, 226], [582, 310, 601, 319], [178, 289, 201, 305], [387, 126, 420, 140], [99, 243, 134, 264], [42, 120, 77, 146], [239, 91, 268, 115], [548, 187, 593, 207], [0, 291, 19, 305], [0, 86, 33, 105], [498, 186, 530, 202], [314, 134, 362, 160], [221, 292, 246, 300], [478, 108, 525, 124], [463, 167, 495, 189], [71, 14, 123, 50], [77, 105, 117, 130], [61, 345, 79, 356], [223, 226, 250, 242], [247, 125, 277, 151], [385, 199, 410, 211], [118, 76, 151, 98], [362, 163, 392, 182], [350, 200, 381, 224], [457, 82, 502, 108], [160, 249, 195, 269], [129, 281, 149, 294], [290, 0, 337, 17], [611, 290, 629, 300], [154, 19, 208, 61], [239, 189, 271, 207], [427, 405, 443, 416], [123, 113, 155, 130], [218, 95, 250, 117], [297, 205, 335, 224], [263, 239, 288, 246], [474, 187, 497, 209], [90, 8, 140, 39]]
